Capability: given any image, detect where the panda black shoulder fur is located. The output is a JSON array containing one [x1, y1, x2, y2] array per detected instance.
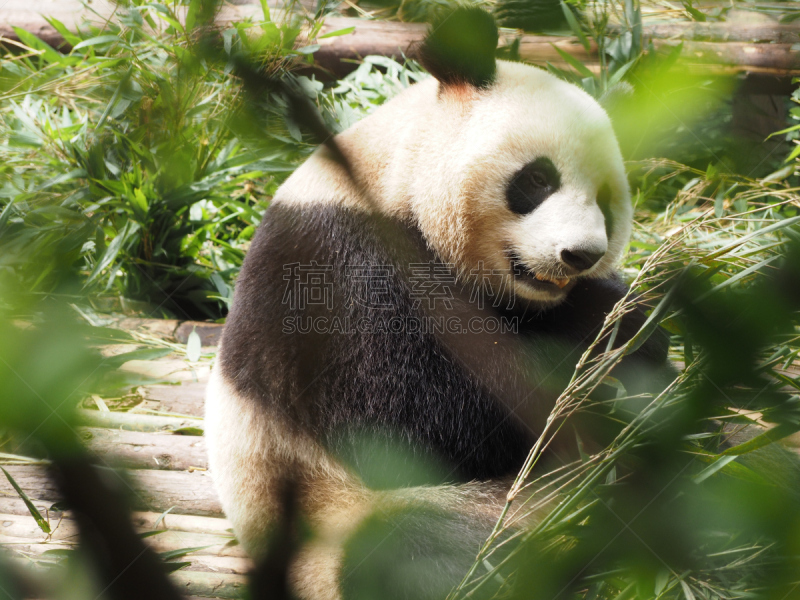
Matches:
[[205, 9, 670, 600]]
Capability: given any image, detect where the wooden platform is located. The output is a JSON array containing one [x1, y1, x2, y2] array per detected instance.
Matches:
[[1, 0, 798, 79], [0, 319, 248, 598]]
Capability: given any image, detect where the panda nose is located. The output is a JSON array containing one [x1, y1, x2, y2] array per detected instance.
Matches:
[[560, 248, 605, 272]]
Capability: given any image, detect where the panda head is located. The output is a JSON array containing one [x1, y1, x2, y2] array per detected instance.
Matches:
[[389, 8, 632, 308], [278, 9, 632, 309]]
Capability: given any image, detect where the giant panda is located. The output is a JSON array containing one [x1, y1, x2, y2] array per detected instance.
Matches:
[[205, 9, 670, 600]]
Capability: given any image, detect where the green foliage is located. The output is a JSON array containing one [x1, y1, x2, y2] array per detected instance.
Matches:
[[319, 55, 429, 131], [349, 0, 493, 24], [0, 2, 320, 319], [772, 77, 800, 165], [538, 0, 788, 186], [543, 0, 641, 98], [0, 3, 426, 320], [447, 166, 800, 600]]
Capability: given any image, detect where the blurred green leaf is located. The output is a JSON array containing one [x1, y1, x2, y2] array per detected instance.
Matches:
[[72, 35, 122, 52], [320, 26, 356, 39]]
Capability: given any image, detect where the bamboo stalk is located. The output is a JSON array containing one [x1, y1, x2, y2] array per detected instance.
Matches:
[[130, 511, 234, 536], [77, 409, 204, 433]]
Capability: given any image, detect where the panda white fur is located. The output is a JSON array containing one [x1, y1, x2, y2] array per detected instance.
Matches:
[[205, 9, 669, 600]]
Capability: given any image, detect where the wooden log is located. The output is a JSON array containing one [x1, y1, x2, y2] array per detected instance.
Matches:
[[183, 554, 252, 575], [313, 17, 600, 75], [7, 2, 798, 76], [171, 570, 249, 599], [0, 495, 234, 533], [0, 0, 297, 50], [1, 507, 232, 535], [0, 465, 223, 516], [133, 469, 223, 516], [77, 409, 204, 433], [0, 497, 61, 519], [1, 529, 250, 600], [82, 427, 208, 471], [174, 321, 224, 347], [147, 532, 245, 558], [0, 466, 61, 506], [120, 358, 212, 383], [1, 511, 243, 561], [637, 22, 800, 44], [0, 536, 74, 555], [312, 17, 800, 76], [0, 513, 78, 542], [0, 516, 245, 558], [141, 382, 207, 417], [0, 534, 250, 575], [111, 317, 182, 341], [657, 39, 800, 72]]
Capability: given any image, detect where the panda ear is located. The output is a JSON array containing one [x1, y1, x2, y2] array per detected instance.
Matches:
[[419, 7, 498, 89]]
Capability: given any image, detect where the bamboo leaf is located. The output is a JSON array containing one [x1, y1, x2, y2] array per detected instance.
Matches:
[[154, 506, 176, 529], [102, 347, 174, 368], [159, 546, 210, 561], [767, 124, 800, 138], [785, 143, 800, 163], [693, 455, 737, 483], [608, 58, 637, 88], [12, 27, 63, 64], [702, 215, 800, 262], [721, 422, 800, 456], [560, 1, 590, 54], [320, 26, 356, 39], [626, 282, 679, 355], [86, 220, 139, 285], [186, 329, 202, 362], [162, 561, 191, 573], [680, 580, 696, 600], [140, 529, 168, 539], [43, 17, 81, 46], [0, 198, 18, 235], [551, 44, 594, 79], [1, 467, 51, 534], [185, 0, 199, 31], [95, 68, 133, 133], [695, 255, 779, 301], [72, 35, 121, 52], [36, 168, 87, 192]]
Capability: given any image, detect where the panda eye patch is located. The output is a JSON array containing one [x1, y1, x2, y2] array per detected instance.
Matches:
[[506, 157, 561, 215], [531, 172, 548, 187]]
